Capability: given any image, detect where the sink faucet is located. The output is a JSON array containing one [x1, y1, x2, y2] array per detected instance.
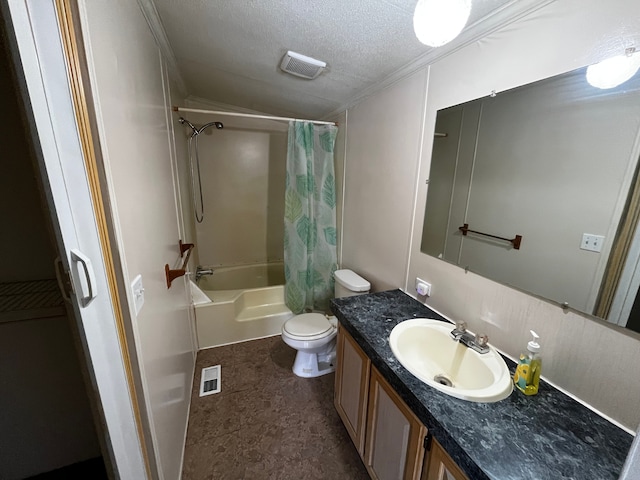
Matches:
[[450, 321, 490, 354], [195, 266, 214, 282]]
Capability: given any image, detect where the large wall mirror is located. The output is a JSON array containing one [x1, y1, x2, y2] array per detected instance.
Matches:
[[421, 61, 640, 333]]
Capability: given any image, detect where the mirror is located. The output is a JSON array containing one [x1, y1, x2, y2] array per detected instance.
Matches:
[[421, 63, 640, 332]]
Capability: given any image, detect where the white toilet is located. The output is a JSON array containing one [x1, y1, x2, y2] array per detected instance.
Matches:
[[281, 269, 370, 378]]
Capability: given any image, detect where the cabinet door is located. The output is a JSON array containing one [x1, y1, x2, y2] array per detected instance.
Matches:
[[334, 326, 371, 455], [365, 367, 427, 480], [422, 438, 469, 480]]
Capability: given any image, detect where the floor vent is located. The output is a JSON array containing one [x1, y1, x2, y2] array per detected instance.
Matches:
[[199, 365, 221, 397]]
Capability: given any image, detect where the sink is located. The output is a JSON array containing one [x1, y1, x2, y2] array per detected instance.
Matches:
[[389, 319, 513, 402]]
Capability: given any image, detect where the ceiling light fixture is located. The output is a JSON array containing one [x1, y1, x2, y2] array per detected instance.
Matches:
[[586, 47, 640, 89], [413, 0, 472, 48]]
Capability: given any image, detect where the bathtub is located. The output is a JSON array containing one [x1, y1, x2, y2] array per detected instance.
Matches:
[[198, 262, 285, 291], [190, 262, 293, 349]]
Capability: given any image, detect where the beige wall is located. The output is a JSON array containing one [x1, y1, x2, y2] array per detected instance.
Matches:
[[80, 2, 197, 478], [342, 69, 427, 291], [344, 0, 640, 430], [333, 111, 347, 265]]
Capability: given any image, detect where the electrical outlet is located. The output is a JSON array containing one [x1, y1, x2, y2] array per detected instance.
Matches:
[[580, 233, 604, 253], [415, 278, 431, 297]]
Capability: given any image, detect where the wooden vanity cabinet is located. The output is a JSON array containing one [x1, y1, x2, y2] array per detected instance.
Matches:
[[335, 326, 426, 479], [422, 438, 469, 480], [335, 326, 470, 480], [364, 366, 427, 480], [334, 324, 371, 455]]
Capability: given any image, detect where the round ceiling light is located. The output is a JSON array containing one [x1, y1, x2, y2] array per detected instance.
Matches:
[[413, 0, 472, 48], [586, 49, 640, 89]]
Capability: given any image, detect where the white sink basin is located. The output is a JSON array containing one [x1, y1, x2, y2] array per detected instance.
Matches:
[[389, 319, 513, 402]]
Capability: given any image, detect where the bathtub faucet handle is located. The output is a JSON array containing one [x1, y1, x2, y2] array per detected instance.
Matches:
[[195, 266, 214, 282]]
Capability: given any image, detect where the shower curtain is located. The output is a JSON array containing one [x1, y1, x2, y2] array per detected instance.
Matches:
[[284, 121, 338, 314]]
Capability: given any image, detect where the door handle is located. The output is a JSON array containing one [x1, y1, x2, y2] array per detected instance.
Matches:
[[70, 249, 98, 307]]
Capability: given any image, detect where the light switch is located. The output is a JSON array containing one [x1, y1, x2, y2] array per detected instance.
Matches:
[[580, 233, 604, 253], [131, 274, 145, 315]]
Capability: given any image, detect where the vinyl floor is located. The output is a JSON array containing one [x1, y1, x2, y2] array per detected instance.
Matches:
[[182, 336, 370, 479]]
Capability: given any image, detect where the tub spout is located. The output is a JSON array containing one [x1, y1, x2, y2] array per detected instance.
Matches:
[[195, 266, 214, 282]]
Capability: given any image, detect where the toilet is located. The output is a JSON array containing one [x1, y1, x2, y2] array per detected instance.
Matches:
[[281, 269, 370, 378]]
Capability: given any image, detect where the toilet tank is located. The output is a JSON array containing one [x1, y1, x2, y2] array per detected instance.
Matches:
[[334, 269, 370, 298]]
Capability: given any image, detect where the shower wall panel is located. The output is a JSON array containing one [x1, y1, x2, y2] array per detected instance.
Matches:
[[193, 128, 287, 267]]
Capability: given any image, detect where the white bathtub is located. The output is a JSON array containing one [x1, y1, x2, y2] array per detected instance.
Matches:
[[190, 262, 293, 349], [198, 262, 285, 291]]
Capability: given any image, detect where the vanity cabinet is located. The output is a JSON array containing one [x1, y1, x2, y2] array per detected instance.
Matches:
[[334, 324, 371, 455], [421, 439, 469, 480], [334, 326, 425, 479], [364, 366, 427, 480], [335, 326, 470, 480]]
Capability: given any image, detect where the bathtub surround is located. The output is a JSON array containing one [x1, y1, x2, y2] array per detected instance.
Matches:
[[194, 283, 293, 349], [196, 262, 285, 291], [191, 262, 293, 348], [284, 121, 339, 313], [186, 112, 288, 268]]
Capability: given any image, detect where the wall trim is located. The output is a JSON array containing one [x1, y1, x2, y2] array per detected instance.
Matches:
[[136, 0, 187, 96], [323, 0, 556, 120]]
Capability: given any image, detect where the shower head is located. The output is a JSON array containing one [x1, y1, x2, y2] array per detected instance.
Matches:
[[179, 116, 224, 135], [201, 121, 224, 131]]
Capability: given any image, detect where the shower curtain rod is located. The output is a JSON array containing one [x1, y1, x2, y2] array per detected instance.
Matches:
[[172, 106, 337, 126]]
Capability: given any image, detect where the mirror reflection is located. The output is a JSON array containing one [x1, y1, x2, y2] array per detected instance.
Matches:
[[421, 63, 640, 333]]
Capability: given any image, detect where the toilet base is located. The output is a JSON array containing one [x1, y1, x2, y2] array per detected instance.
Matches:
[[291, 349, 336, 378]]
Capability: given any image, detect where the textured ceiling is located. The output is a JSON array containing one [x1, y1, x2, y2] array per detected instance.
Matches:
[[151, 0, 537, 119]]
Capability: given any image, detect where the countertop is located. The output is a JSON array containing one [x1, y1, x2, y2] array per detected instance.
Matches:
[[331, 289, 633, 480]]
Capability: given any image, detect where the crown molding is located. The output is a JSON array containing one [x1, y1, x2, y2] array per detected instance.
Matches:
[[322, 0, 556, 120], [136, 0, 187, 96]]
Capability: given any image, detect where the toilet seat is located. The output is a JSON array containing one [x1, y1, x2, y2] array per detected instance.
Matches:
[[282, 313, 335, 341]]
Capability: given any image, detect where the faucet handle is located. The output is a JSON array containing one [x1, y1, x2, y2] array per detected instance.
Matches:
[[475, 333, 489, 347], [455, 321, 467, 333]]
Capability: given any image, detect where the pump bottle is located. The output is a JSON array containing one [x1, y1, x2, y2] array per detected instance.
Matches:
[[513, 330, 541, 395]]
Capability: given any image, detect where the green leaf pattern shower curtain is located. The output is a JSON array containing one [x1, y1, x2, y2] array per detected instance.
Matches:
[[284, 121, 338, 314]]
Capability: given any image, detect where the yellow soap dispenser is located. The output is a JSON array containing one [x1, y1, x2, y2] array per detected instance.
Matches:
[[513, 330, 541, 395]]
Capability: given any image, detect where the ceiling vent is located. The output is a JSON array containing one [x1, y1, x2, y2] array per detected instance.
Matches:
[[280, 51, 326, 79]]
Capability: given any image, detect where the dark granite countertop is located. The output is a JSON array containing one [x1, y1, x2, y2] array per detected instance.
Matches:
[[331, 289, 633, 480]]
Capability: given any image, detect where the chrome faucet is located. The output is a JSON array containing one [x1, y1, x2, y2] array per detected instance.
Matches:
[[195, 266, 214, 282], [450, 321, 490, 354]]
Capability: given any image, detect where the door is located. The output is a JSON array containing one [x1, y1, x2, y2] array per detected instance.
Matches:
[[422, 438, 469, 480], [365, 366, 427, 480], [334, 326, 371, 455], [4, 1, 148, 477]]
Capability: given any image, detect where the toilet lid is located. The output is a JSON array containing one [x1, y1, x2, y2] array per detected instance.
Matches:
[[284, 313, 333, 337]]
